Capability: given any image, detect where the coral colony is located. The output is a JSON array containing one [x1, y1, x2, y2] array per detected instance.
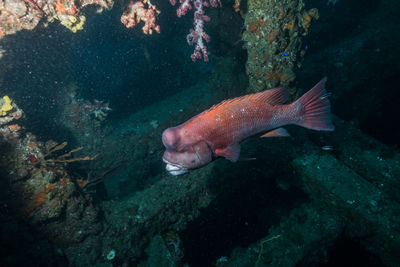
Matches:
[[121, 0, 161, 35], [170, 0, 221, 61], [0, 0, 220, 61]]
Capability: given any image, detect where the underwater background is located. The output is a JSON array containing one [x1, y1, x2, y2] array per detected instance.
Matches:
[[0, 0, 399, 266]]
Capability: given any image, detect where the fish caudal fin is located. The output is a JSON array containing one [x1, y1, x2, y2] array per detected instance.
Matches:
[[293, 78, 335, 131]]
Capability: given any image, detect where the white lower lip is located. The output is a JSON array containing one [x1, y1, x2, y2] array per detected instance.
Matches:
[[165, 163, 188, 176], [166, 163, 181, 171]]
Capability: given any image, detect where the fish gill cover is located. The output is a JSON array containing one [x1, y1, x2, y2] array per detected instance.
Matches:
[[0, 0, 400, 266]]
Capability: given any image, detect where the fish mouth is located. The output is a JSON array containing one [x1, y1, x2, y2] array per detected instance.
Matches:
[[163, 158, 189, 176]]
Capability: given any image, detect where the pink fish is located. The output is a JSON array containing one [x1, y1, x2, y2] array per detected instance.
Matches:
[[162, 78, 334, 175]]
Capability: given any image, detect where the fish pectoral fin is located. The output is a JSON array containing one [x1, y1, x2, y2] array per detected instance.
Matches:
[[214, 143, 241, 162], [260, 128, 291, 138]]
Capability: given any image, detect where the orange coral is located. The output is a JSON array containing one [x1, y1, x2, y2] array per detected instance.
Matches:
[[284, 19, 295, 30], [302, 8, 319, 31], [55, 0, 78, 15], [56, 0, 67, 13], [46, 142, 98, 163], [49, 141, 68, 153], [7, 124, 21, 131], [26, 183, 57, 213], [302, 12, 311, 29]]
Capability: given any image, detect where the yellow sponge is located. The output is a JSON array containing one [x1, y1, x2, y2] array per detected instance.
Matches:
[[0, 95, 13, 116], [60, 15, 86, 33]]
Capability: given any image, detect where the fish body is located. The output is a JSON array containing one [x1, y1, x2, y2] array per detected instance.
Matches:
[[162, 78, 334, 175]]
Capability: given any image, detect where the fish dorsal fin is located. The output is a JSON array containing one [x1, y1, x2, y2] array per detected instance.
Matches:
[[201, 87, 288, 115], [260, 127, 291, 138], [214, 143, 241, 162], [256, 86, 288, 106], [190, 87, 289, 124]]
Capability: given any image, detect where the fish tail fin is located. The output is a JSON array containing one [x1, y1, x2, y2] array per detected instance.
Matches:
[[293, 78, 335, 131]]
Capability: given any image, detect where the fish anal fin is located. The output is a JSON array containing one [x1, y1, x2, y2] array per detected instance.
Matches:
[[214, 143, 241, 162], [260, 128, 291, 138]]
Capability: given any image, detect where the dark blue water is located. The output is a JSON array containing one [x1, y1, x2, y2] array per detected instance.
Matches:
[[0, 0, 399, 266]]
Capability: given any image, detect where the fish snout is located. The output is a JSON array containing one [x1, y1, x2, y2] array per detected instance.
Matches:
[[162, 128, 179, 149]]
